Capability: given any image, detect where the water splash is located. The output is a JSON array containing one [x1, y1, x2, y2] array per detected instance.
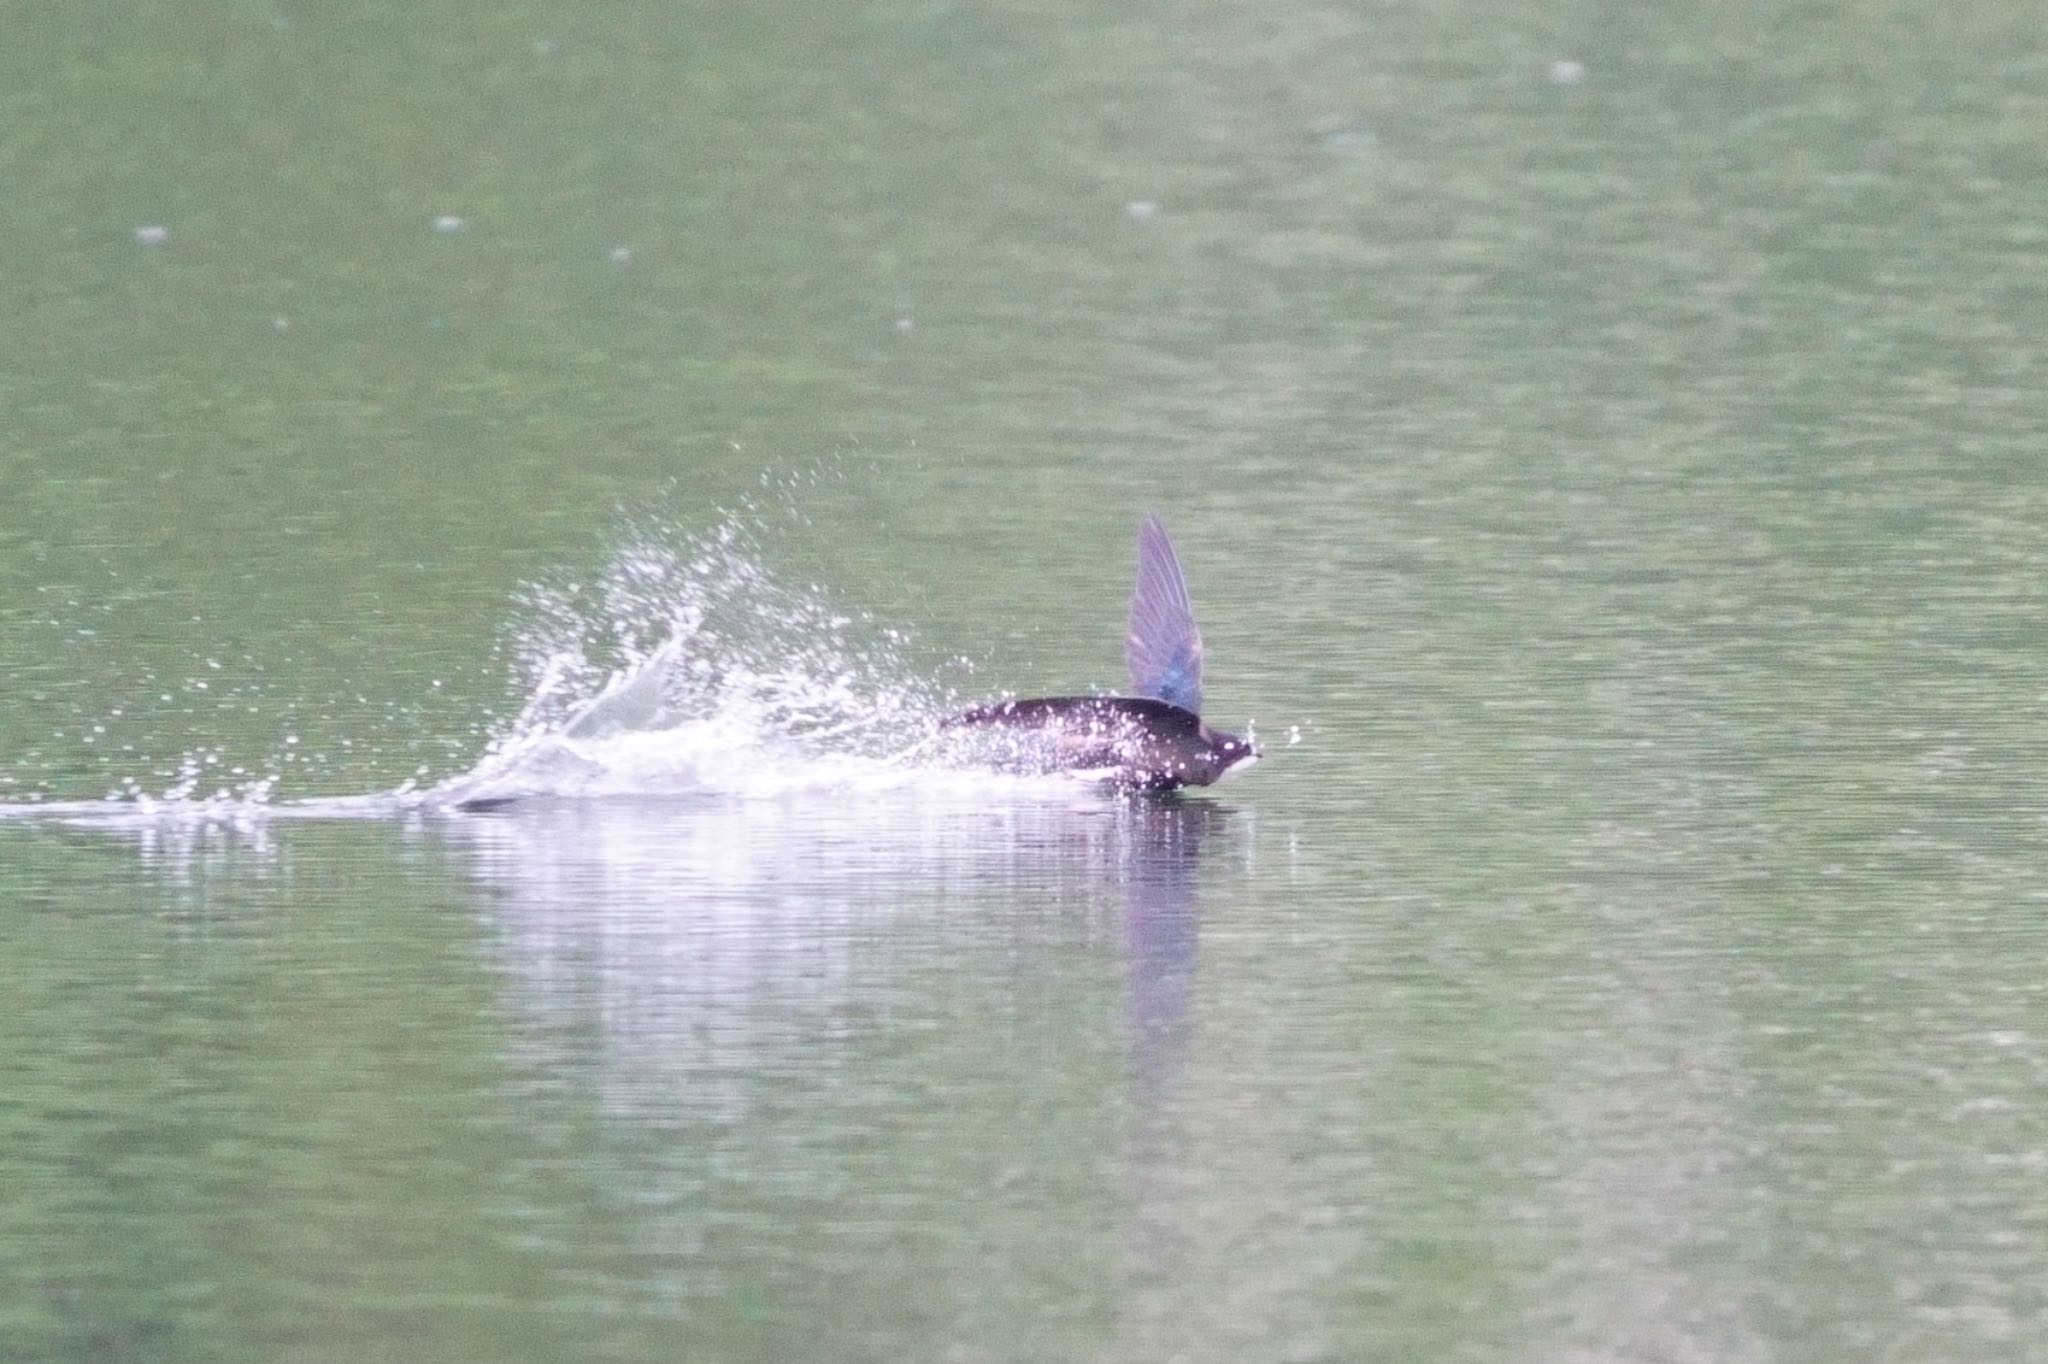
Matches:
[[427, 518, 1070, 806], [0, 513, 1134, 824]]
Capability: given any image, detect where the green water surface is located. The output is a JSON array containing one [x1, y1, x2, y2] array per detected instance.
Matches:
[[5, 2, 2048, 1360]]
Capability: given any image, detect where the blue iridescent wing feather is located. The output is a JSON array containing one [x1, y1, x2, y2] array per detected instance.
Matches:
[[1125, 514, 1204, 716]]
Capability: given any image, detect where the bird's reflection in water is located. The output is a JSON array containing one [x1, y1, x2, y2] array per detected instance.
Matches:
[[1119, 797, 1227, 1105], [1111, 799, 1235, 1296], [439, 790, 1238, 1132]]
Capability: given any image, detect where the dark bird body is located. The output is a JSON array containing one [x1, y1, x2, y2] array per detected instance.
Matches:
[[949, 516, 1259, 790]]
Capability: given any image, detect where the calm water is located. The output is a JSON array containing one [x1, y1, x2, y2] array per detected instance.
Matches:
[[6, 2, 2048, 1360]]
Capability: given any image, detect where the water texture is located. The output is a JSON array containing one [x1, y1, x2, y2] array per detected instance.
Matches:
[[5, 1, 2048, 1361]]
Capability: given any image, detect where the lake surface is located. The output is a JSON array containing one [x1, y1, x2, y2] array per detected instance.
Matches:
[[5, 2, 2048, 1360]]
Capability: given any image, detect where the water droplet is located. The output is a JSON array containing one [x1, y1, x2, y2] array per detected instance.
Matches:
[[1320, 128, 1375, 153]]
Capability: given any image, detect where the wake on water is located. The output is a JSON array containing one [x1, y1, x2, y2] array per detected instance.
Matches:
[[0, 519, 1117, 825]]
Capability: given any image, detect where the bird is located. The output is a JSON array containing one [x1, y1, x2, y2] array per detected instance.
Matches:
[[947, 514, 1259, 790]]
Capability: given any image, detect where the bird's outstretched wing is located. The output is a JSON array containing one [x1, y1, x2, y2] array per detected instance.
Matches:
[[1125, 514, 1204, 716]]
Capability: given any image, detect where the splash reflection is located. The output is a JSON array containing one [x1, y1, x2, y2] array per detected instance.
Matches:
[[439, 792, 1238, 1130]]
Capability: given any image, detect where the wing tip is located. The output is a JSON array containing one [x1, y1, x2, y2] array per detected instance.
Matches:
[[1125, 511, 1205, 715]]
